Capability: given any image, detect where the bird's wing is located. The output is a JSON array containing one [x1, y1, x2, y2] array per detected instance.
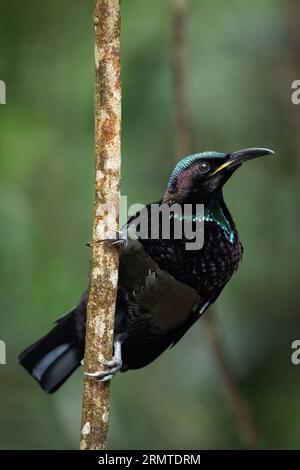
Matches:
[[118, 236, 208, 338], [170, 300, 211, 347]]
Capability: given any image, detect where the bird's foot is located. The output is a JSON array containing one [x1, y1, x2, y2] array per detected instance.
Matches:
[[86, 230, 127, 250], [83, 340, 122, 382]]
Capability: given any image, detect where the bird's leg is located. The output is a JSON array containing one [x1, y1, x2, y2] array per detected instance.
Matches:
[[86, 229, 127, 250], [83, 338, 123, 382]]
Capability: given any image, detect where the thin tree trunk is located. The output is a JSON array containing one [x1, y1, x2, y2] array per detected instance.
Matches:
[[172, 0, 258, 447], [80, 0, 121, 451]]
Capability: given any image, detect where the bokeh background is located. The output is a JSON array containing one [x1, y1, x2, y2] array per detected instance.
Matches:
[[1, 0, 300, 450]]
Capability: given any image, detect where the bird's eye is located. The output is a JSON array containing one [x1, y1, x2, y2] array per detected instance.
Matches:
[[199, 162, 210, 173]]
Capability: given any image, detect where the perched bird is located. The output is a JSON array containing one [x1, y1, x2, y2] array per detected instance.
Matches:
[[19, 147, 274, 393]]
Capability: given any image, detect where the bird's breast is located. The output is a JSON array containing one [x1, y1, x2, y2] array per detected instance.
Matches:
[[139, 220, 242, 298]]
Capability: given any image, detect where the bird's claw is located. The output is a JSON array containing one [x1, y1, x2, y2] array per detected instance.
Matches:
[[102, 357, 122, 368], [84, 360, 121, 382], [107, 237, 127, 249], [86, 230, 127, 250], [84, 366, 120, 382], [100, 374, 114, 382], [83, 339, 122, 382]]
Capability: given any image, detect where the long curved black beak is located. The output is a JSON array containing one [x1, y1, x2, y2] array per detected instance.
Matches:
[[229, 147, 275, 166], [212, 147, 275, 175]]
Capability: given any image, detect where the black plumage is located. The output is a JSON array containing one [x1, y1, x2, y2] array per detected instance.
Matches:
[[18, 147, 274, 393]]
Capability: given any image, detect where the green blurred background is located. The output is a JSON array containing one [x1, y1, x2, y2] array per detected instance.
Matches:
[[1, 0, 300, 449]]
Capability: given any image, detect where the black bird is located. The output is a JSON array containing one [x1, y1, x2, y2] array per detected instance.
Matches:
[[19, 147, 274, 393]]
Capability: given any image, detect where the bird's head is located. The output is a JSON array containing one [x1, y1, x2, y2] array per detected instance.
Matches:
[[165, 148, 275, 203]]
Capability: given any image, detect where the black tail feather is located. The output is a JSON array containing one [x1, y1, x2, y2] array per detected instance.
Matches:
[[18, 308, 84, 394]]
